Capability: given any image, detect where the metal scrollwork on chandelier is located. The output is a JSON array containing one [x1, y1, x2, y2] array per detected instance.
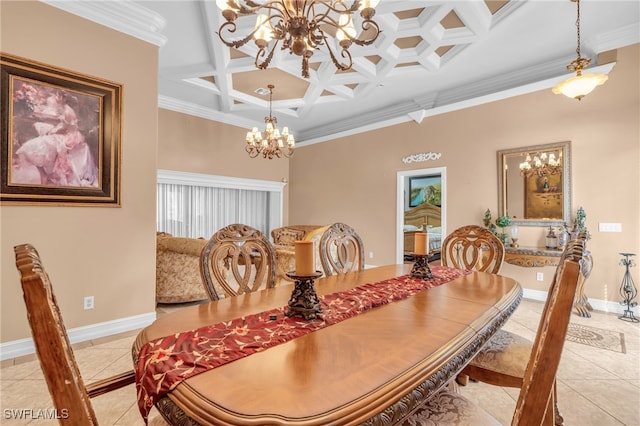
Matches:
[[216, 0, 381, 78], [519, 150, 563, 177], [245, 84, 295, 159]]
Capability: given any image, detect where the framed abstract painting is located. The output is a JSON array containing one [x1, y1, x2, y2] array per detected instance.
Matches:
[[1, 53, 122, 206]]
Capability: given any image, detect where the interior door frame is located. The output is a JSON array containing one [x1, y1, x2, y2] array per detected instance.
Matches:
[[396, 167, 447, 264]]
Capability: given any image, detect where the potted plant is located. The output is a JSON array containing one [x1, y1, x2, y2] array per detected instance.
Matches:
[[495, 215, 511, 245]]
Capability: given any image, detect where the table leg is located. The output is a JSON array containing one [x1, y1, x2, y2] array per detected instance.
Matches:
[[573, 252, 593, 318]]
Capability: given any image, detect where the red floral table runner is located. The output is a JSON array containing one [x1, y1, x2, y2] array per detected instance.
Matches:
[[135, 266, 470, 423]]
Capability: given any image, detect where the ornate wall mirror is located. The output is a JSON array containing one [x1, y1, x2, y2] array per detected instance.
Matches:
[[497, 141, 571, 227]]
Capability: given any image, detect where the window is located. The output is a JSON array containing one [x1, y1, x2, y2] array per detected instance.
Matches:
[[157, 170, 285, 239]]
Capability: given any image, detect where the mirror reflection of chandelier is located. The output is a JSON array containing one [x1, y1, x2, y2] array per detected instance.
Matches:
[[215, 0, 381, 78], [519, 151, 563, 177], [246, 84, 295, 159]]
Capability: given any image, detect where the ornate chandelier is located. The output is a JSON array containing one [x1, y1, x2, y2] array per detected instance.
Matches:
[[519, 151, 563, 177], [245, 84, 295, 159], [552, 0, 608, 100], [216, 0, 381, 78]]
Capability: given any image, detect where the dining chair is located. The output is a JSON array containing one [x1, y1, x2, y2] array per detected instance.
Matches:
[[199, 223, 276, 300], [318, 222, 365, 276], [400, 234, 587, 426], [13, 244, 142, 425], [441, 224, 505, 274], [454, 233, 589, 425], [443, 226, 505, 386]]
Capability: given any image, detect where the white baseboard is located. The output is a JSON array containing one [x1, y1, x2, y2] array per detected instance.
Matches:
[[0, 311, 156, 361], [522, 289, 640, 316]]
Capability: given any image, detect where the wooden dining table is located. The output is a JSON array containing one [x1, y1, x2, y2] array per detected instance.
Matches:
[[132, 264, 522, 426]]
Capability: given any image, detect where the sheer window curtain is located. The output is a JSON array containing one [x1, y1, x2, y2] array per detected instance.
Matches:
[[157, 170, 284, 240]]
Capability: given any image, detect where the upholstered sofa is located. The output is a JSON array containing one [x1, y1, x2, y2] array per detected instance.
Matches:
[[155, 233, 210, 304], [271, 225, 327, 246], [271, 225, 328, 285]]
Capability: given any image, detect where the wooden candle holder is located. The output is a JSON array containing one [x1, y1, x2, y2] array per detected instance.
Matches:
[[410, 254, 433, 280], [285, 271, 323, 320]]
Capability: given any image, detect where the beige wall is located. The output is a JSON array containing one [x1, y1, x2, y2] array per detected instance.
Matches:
[[156, 109, 290, 224], [158, 109, 289, 181], [1, 2, 159, 342], [289, 44, 640, 305]]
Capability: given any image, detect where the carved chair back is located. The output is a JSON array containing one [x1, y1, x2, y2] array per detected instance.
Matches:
[[200, 224, 276, 300], [14, 244, 135, 425], [512, 233, 587, 425], [319, 222, 365, 276], [441, 225, 505, 274]]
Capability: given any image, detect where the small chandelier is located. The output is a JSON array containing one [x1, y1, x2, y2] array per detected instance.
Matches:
[[552, 0, 608, 100], [216, 0, 381, 78], [246, 84, 295, 159], [519, 151, 563, 177]]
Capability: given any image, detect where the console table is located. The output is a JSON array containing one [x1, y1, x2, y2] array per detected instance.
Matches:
[[504, 246, 562, 267], [505, 246, 593, 318]]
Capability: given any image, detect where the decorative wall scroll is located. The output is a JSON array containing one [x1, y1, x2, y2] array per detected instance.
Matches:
[[1, 53, 122, 206], [402, 152, 442, 164]]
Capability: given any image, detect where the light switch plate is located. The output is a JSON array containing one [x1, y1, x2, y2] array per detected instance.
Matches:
[[599, 223, 622, 232]]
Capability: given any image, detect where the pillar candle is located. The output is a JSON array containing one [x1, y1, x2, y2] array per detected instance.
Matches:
[[414, 232, 428, 255], [294, 240, 315, 275]]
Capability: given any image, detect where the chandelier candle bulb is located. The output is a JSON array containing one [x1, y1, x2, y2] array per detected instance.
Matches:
[[295, 241, 315, 275], [414, 232, 428, 256]]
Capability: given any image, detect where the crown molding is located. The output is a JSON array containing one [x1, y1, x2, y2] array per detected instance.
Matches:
[[42, 0, 167, 46], [158, 95, 257, 130], [593, 23, 640, 53]]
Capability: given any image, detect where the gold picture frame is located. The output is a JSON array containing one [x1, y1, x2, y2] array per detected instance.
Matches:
[[1, 53, 122, 206]]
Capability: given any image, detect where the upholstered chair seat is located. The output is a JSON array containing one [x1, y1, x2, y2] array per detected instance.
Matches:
[[464, 329, 532, 386], [400, 390, 500, 426]]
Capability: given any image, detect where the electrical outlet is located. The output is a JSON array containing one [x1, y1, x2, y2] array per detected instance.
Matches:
[[369, 252, 374, 259], [536, 272, 544, 281], [83, 296, 94, 310]]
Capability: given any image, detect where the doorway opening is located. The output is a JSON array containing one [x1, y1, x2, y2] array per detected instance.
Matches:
[[396, 167, 446, 264]]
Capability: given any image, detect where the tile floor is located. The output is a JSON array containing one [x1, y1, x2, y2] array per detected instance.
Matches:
[[1, 299, 638, 425]]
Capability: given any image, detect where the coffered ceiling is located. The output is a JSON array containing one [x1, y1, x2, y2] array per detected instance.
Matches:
[[45, 0, 639, 145]]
